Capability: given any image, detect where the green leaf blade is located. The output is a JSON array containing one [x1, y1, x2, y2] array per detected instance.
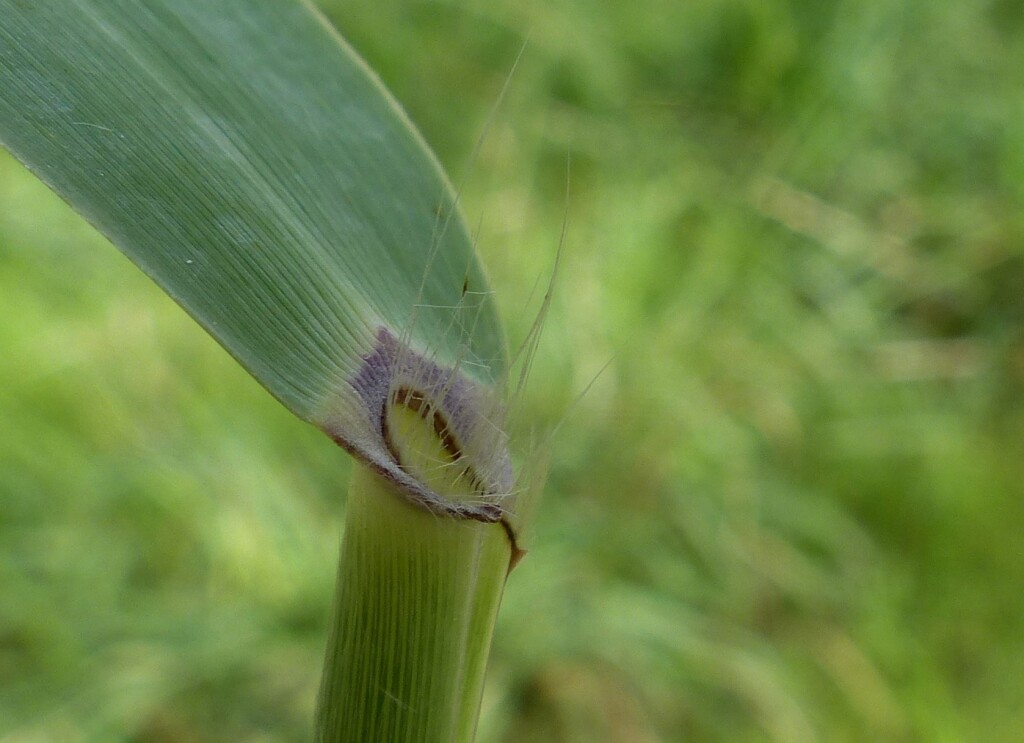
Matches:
[[0, 0, 507, 422]]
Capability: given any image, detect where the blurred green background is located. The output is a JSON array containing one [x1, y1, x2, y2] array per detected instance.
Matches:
[[2, 0, 1023, 741]]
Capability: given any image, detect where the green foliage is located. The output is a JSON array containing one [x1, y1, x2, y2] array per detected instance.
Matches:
[[1, 3, 517, 740], [2, 0, 1023, 741], [0, 0, 505, 420]]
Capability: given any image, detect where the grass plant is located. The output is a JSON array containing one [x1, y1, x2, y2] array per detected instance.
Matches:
[[1, 1, 528, 741], [2, 1, 1023, 741]]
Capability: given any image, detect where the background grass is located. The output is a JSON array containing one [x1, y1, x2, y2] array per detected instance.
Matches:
[[2, 0, 1023, 741]]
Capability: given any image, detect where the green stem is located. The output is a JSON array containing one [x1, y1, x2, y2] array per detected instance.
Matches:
[[316, 463, 511, 743]]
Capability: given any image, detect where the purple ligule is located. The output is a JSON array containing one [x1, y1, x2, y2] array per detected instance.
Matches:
[[331, 327, 512, 522]]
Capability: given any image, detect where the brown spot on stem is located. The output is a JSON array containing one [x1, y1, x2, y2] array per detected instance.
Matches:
[[501, 517, 526, 573]]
